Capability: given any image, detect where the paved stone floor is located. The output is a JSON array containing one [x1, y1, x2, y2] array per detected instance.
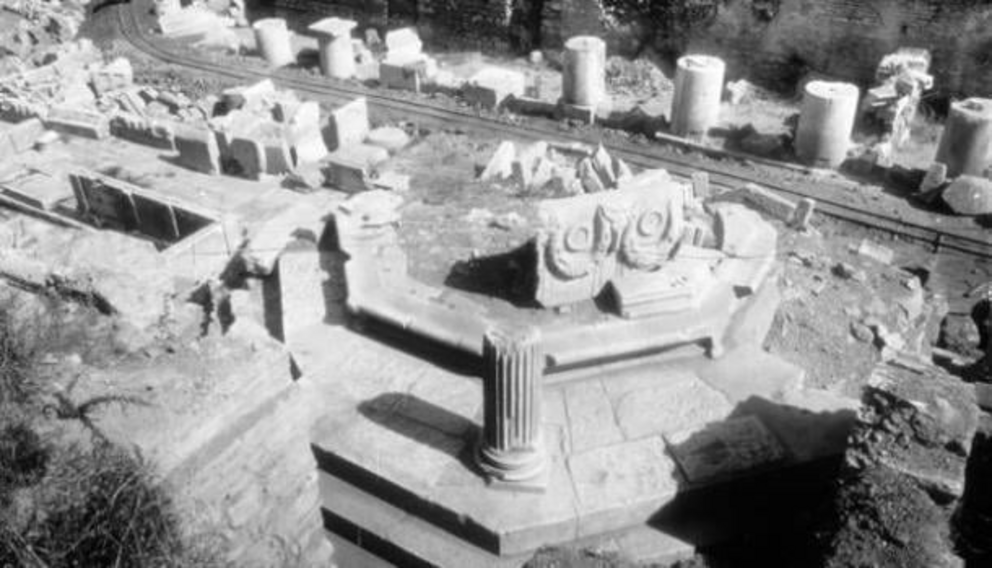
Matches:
[[292, 269, 859, 565]]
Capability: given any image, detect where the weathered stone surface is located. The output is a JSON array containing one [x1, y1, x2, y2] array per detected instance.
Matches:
[[45, 105, 109, 139], [221, 79, 277, 113], [384, 27, 423, 64], [479, 140, 516, 181], [378, 60, 428, 92], [562, 381, 624, 453], [0, 170, 72, 211], [614, 373, 732, 440], [577, 157, 606, 193], [0, 96, 47, 124], [567, 436, 680, 514], [739, 183, 797, 223], [791, 197, 816, 229], [665, 415, 787, 485], [943, 175, 992, 216], [714, 203, 776, 259], [109, 113, 175, 150], [285, 101, 326, 165], [533, 170, 686, 307], [690, 171, 710, 200], [263, 137, 293, 175], [324, 154, 370, 193], [228, 137, 266, 179], [2, 117, 45, 154], [326, 97, 369, 151], [856, 239, 895, 265], [173, 124, 220, 174]]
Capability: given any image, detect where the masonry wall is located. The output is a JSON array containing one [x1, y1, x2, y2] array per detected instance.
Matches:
[[684, 0, 992, 94], [266, 0, 533, 50], [541, 0, 992, 96], [417, 0, 516, 50]]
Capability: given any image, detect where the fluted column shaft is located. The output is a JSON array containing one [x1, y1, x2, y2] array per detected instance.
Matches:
[[476, 325, 546, 483]]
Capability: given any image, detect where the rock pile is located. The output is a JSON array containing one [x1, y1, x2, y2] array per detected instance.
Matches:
[[0, 0, 85, 65], [819, 358, 979, 568], [478, 141, 631, 195]]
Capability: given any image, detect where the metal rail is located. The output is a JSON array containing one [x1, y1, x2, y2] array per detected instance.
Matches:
[[115, 1, 991, 258]]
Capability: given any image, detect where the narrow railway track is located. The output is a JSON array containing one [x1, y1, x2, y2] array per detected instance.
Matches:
[[115, 1, 991, 258]]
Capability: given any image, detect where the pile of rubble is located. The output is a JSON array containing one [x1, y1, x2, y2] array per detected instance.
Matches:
[[0, 48, 224, 154], [163, 78, 410, 192], [0, 38, 414, 195], [0, 0, 86, 67], [820, 357, 979, 568], [478, 140, 633, 194]]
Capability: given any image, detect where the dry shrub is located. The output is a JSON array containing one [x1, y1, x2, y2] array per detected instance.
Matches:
[[0, 304, 226, 567]]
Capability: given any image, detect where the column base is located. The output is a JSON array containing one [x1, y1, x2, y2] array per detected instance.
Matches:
[[475, 437, 548, 492]]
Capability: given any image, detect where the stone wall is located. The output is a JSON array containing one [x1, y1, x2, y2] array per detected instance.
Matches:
[[679, 0, 992, 94], [542, 0, 992, 95], [417, 0, 515, 50], [267, 0, 532, 50]]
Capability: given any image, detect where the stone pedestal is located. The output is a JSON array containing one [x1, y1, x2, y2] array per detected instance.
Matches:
[[935, 97, 992, 178], [795, 80, 860, 168], [253, 18, 295, 68], [670, 55, 725, 138], [562, 36, 606, 108], [309, 18, 358, 79], [476, 325, 547, 487]]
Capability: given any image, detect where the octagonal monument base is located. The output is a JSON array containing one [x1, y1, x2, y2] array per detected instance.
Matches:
[[302, 269, 855, 567]]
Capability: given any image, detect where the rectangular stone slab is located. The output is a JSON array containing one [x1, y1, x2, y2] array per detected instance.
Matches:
[[664, 415, 788, 485]]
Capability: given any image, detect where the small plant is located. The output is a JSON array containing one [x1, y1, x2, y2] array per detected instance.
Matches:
[[0, 310, 39, 407], [0, 303, 227, 567]]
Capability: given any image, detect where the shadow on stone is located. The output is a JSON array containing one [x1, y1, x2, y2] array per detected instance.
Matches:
[[647, 396, 854, 565], [443, 243, 536, 308], [358, 392, 481, 472], [295, 48, 320, 70], [349, 312, 482, 375]]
